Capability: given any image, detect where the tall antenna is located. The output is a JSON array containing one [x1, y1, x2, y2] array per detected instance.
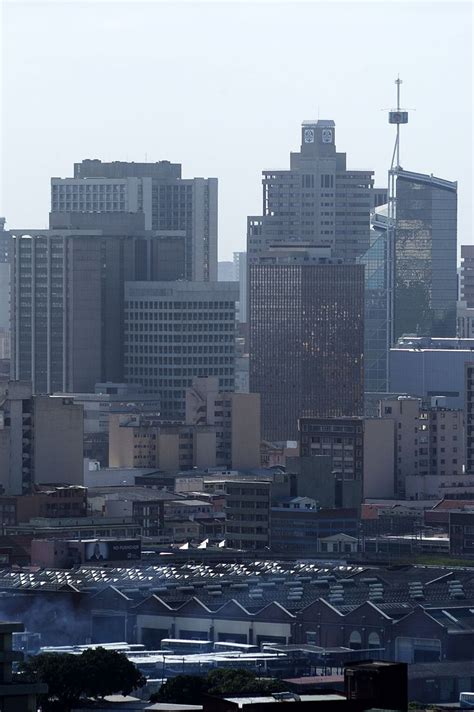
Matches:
[[386, 77, 409, 380], [388, 75, 408, 170]]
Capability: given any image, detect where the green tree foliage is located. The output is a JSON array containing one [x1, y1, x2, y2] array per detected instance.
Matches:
[[151, 675, 206, 705], [19, 648, 146, 711], [79, 648, 146, 699], [206, 669, 285, 696], [152, 669, 286, 704], [19, 653, 83, 711]]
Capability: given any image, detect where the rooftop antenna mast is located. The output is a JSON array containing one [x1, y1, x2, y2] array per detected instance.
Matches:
[[386, 77, 409, 382], [390, 76, 408, 170]]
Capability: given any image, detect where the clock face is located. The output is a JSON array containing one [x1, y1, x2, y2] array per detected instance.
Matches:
[[322, 129, 333, 144], [304, 128, 315, 144]]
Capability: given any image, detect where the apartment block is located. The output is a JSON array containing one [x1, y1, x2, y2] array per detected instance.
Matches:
[[465, 362, 474, 475], [380, 395, 466, 499]]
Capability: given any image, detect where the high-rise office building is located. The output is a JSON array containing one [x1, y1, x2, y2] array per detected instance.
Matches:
[[0, 218, 10, 332], [247, 120, 375, 262], [249, 253, 364, 441], [358, 228, 389, 393], [10, 218, 180, 393], [366, 170, 457, 391], [233, 251, 247, 324], [124, 281, 238, 418], [393, 170, 457, 339], [51, 159, 218, 281]]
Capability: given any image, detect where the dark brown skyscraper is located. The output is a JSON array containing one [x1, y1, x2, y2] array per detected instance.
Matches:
[[249, 257, 364, 441]]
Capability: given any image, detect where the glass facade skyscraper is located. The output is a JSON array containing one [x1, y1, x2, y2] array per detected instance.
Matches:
[[358, 230, 389, 393], [394, 170, 457, 340]]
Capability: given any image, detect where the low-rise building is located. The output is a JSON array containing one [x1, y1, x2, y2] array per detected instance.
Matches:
[[87, 486, 180, 537], [271, 504, 359, 555], [30, 537, 142, 567], [109, 378, 261, 472], [202, 478, 271, 550], [450, 510, 474, 557], [0, 622, 47, 711], [456, 301, 474, 337], [0, 382, 84, 494], [299, 416, 395, 504], [380, 395, 467, 500], [390, 336, 474, 409], [5, 515, 142, 541], [52, 382, 160, 465], [16, 486, 87, 522]]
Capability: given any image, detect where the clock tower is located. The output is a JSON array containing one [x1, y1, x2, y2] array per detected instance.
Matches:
[[301, 120, 336, 155]]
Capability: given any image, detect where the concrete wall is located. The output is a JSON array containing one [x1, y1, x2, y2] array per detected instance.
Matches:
[[194, 431, 217, 469], [69, 238, 103, 392], [156, 433, 180, 471], [135, 613, 292, 646], [286, 456, 336, 507], [0, 382, 33, 495], [390, 349, 474, 409], [231, 393, 261, 469], [108, 415, 135, 468], [33, 397, 84, 485], [0, 263, 9, 330], [379, 396, 421, 497], [363, 418, 395, 499]]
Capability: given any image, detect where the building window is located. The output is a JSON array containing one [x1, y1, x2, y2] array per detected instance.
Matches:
[[349, 631, 362, 650], [368, 632, 381, 649]]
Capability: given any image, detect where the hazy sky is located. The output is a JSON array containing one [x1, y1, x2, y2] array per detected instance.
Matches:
[[1, 0, 472, 259]]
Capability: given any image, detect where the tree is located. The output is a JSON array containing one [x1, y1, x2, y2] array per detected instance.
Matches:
[[206, 669, 285, 696], [18, 648, 146, 711], [79, 647, 146, 699], [152, 669, 286, 704], [151, 675, 206, 704], [19, 653, 83, 712]]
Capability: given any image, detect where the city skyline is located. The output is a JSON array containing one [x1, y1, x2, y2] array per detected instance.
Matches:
[[1, 0, 472, 260]]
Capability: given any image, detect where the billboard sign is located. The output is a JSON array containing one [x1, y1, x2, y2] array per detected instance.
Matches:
[[84, 539, 141, 562]]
